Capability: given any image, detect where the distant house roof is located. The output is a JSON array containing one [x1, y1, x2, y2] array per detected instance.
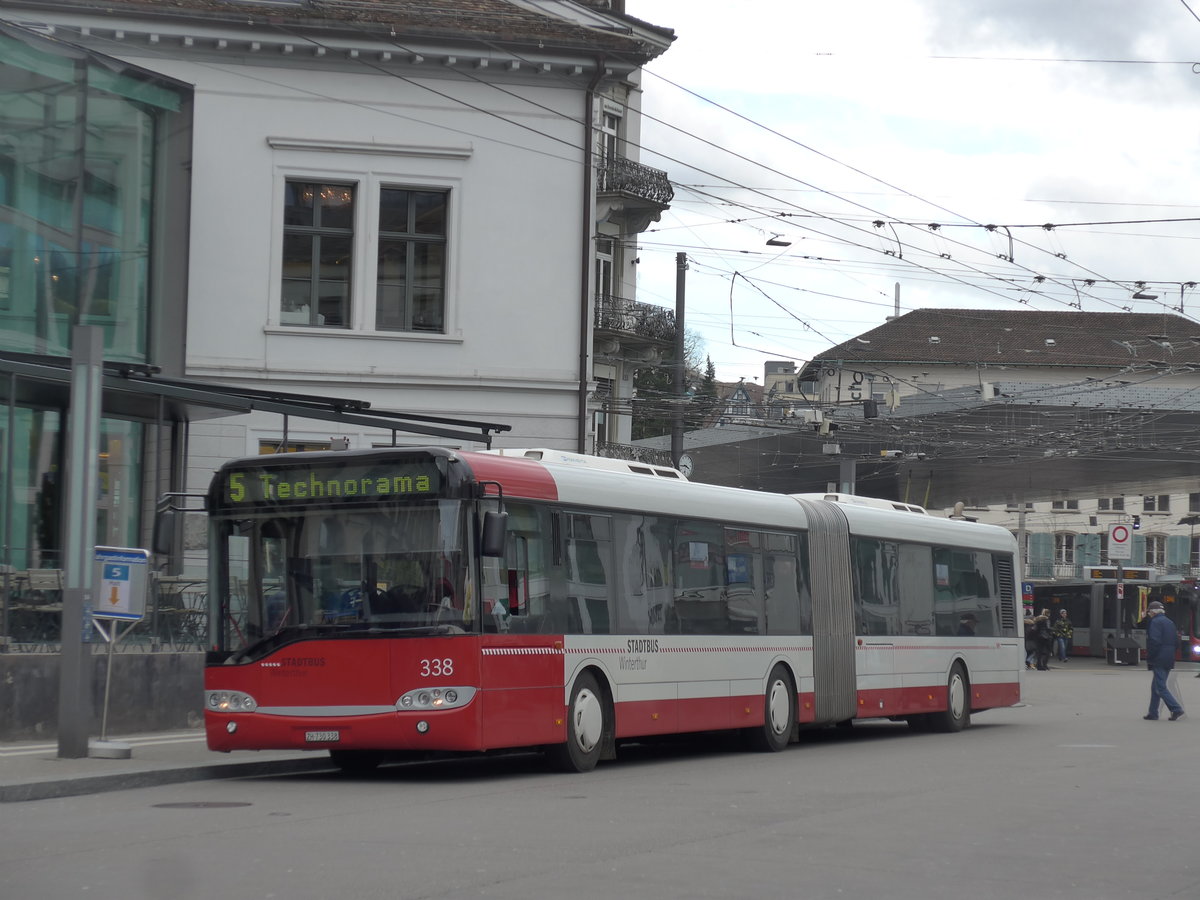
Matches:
[[718, 379, 764, 418], [4, 0, 674, 61], [801, 309, 1200, 376]]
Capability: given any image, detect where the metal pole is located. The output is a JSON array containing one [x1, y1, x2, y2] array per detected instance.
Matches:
[[1118, 562, 1127, 637], [2, 372, 13, 648], [671, 252, 687, 467], [58, 325, 103, 758], [96, 618, 114, 741], [838, 459, 857, 495]]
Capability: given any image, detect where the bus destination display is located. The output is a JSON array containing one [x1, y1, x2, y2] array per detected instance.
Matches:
[[222, 461, 442, 506]]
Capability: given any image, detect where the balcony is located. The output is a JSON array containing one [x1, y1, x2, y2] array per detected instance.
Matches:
[[594, 294, 674, 345], [597, 156, 674, 205], [596, 156, 673, 232], [1026, 561, 1084, 580]]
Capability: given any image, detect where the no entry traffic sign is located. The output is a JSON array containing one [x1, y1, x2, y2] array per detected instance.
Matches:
[[1108, 523, 1132, 560]]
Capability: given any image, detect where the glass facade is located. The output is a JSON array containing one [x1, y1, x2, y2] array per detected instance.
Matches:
[[0, 28, 185, 360], [0, 25, 189, 572], [0, 408, 142, 569]]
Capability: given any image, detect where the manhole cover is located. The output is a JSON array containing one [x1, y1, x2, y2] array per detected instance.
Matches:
[[152, 801, 253, 809]]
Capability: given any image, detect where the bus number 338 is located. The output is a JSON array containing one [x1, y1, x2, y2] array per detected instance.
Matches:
[[420, 658, 454, 677]]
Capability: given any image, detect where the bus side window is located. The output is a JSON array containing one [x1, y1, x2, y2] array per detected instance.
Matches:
[[508, 536, 529, 616], [482, 503, 553, 634], [481, 534, 529, 633]]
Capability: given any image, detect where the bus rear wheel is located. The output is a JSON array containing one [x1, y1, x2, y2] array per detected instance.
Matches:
[[745, 664, 796, 752], [547, 671, 609, 773], [929, 663, 971, 733]]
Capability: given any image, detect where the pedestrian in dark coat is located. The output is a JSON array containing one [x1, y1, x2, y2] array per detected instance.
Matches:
[[1143, 600, 1185, 721], [1033, 609, 1053, 670], [1023, 608, 1037, 669]]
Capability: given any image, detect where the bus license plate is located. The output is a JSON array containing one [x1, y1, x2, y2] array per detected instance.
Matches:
[[305, 730, 340, 743]]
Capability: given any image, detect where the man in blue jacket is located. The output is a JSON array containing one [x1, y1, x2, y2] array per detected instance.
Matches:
[[1143, 601, 1185, 721]]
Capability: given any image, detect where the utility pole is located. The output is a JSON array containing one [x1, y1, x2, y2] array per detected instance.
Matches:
[[58, 325, 102, 758], [671, 252, 687, 467]]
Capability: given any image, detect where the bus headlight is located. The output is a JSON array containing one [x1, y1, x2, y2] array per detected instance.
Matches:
[[395, 686, 476, 711], [206, 690, 258, 713]]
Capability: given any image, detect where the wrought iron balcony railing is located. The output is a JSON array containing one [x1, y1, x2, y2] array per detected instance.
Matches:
[[597, 156, 674, 207], [595, 441, 673, 467], [594, 294, 675, 342]]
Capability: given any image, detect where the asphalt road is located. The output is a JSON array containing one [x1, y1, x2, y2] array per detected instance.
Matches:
[[1, 660, 1195, 900]]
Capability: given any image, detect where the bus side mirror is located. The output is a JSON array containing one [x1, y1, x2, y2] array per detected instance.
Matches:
[[481, 511, 508, 558], [152, 508, 177, 556]]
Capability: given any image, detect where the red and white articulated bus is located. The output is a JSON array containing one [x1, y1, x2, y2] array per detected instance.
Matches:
[[200, 447, 1023, 773]]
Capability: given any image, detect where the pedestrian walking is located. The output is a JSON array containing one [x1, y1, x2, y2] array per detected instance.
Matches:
[[1033, 608, 1053, 670], [1052, 608, 1073, 662], [1023, 607, 1037, 669], [1143, 600, 1185, 721]]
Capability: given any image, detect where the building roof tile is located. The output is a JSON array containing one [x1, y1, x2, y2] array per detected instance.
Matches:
[[805, 309, 1200, 372], [4, 0, 673, 59]]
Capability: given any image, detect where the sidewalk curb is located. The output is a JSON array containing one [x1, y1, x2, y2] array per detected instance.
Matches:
[[0, 756, 336, 804]]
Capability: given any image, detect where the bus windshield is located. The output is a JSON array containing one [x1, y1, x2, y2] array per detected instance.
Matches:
[[214, 499, 469, 651]]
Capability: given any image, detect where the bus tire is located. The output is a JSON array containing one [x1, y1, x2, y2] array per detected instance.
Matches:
[[930, 663, 971, 733], [745, 664, 796, 752], [329, 749, 384, 774], [547, 671, 609, 773]]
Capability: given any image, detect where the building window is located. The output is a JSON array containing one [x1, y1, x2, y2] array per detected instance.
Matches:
[[1190, 492, 1200, 514], [1191, 536, 1200, 572], [1054, 533, 1075, 565], [376, 188, 447, 333], [595, 237, 614, 302], [281, 181, 355, 328], [1051, 500, 1079, 510], [1143, 494, 1170, 512], [1146, 535, 1166, 568], [1098, 497, 1124, 511], [599, 111, 620, 166]]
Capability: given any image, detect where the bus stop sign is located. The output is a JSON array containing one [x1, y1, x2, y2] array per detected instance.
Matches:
[[92, 547, 149, 621], [1108, 524, 1132, 560]]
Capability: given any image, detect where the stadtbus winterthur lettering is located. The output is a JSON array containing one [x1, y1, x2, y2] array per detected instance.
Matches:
[[226, 468, 435, 504]]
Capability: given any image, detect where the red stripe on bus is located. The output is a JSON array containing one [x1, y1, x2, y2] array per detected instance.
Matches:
[[205, 678, 1023, 754], [461, 454, 559, 501]]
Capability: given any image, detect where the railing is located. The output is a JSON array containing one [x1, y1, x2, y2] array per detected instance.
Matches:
[[0, 569, 208, 653], [1026, 562, 1085, 580], [1026, 561, 1200, 582], [595, 294, 675, 342], [595, 441, 673, 467], [596, 156, 674, 206]]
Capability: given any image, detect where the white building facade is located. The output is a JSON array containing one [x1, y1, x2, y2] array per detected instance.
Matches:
[[1, 0, 675, 566]]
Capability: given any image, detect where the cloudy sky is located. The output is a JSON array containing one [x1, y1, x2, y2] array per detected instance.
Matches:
[[623, 0, 1200, 382]]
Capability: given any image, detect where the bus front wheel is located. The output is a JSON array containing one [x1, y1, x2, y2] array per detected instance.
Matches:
[[547, 671, 609, 773], [745, 664, 796, 752]]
